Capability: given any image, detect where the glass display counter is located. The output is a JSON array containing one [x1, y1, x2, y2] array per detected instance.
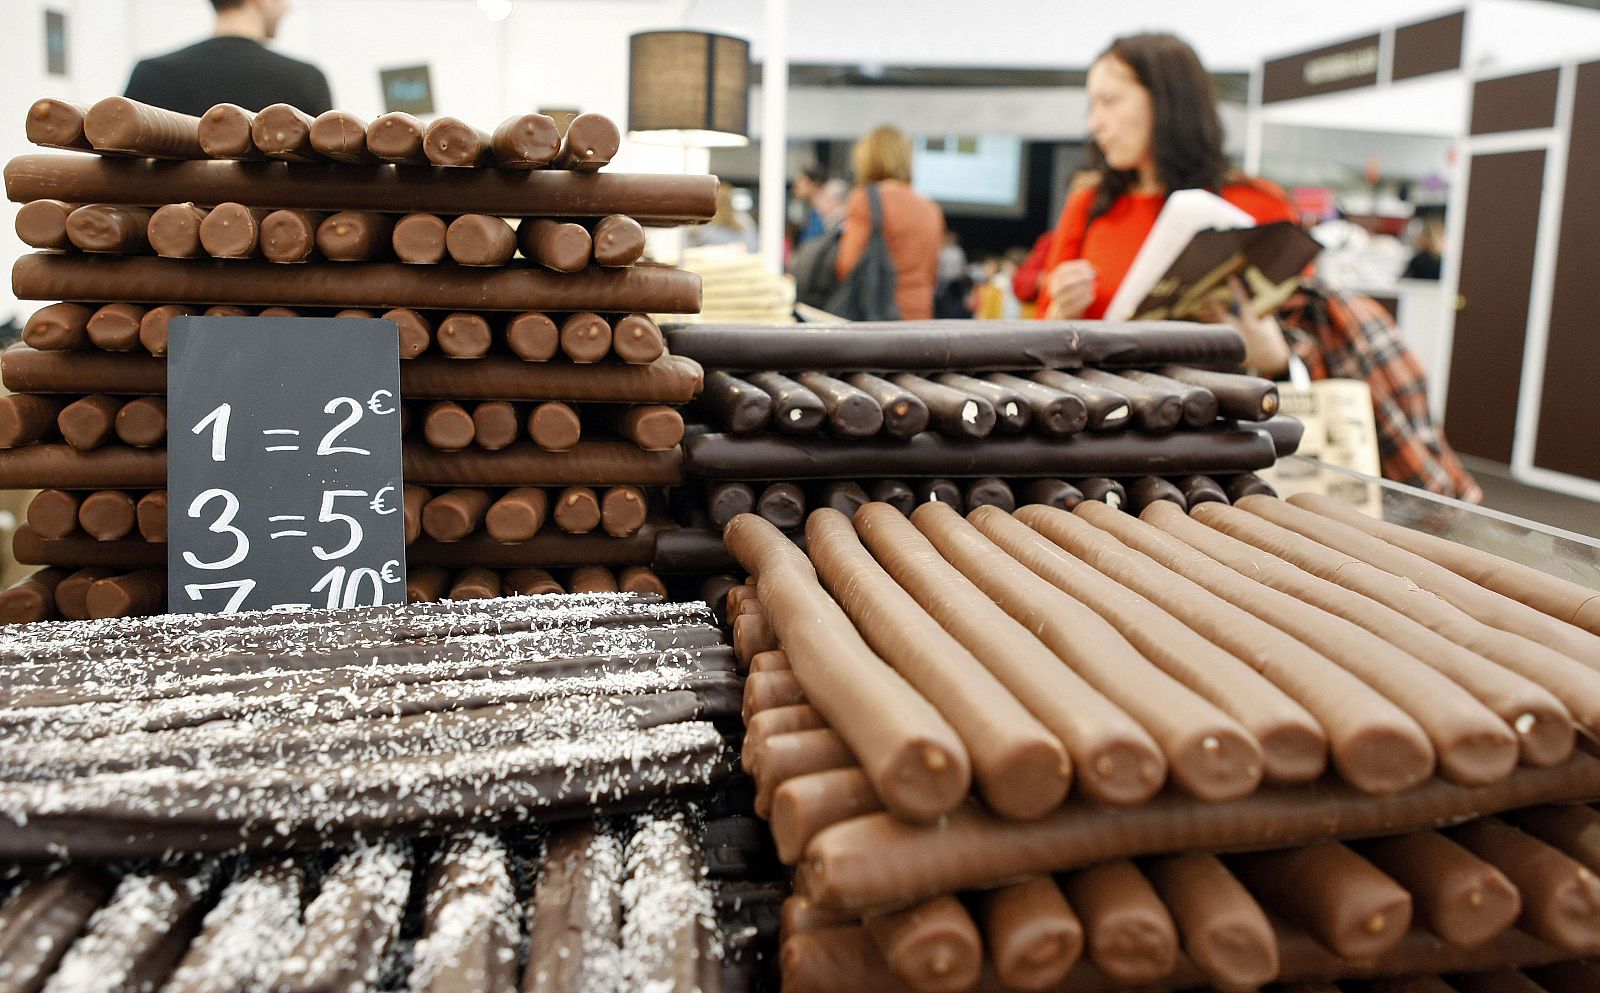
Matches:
[[1280, 455, 1600, 590]]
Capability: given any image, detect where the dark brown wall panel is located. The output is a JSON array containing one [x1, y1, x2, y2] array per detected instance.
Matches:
[[1393, 10, 1465, 81], [1446, 149, 1546, 464], [1471, 69, 1560, 135], [1536, 61, 1600, 481], [1263, 34, 1381, 103]]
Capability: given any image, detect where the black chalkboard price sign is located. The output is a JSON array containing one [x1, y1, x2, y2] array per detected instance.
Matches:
[[167, 317, 408, 614]]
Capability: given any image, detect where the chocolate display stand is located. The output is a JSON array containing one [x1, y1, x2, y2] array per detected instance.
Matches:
[[165, 316, 407, 613]]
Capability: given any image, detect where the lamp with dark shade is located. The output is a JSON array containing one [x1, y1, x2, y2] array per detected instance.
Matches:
[[628, 30, 751, 146]]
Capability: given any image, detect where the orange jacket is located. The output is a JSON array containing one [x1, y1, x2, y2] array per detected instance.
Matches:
[[1035, 179, 1294, 320], [836, 180, 945, 321]]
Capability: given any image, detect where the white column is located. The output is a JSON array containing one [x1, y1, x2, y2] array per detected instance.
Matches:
[[757, 0, 789, 274], [1244, 64, 1264, 176]]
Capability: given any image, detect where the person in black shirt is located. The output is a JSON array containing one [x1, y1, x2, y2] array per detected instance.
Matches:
[[124, 0, 332, 117]]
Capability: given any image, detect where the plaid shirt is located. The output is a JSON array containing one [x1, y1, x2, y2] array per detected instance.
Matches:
[[1279, 282, 1483, 502]]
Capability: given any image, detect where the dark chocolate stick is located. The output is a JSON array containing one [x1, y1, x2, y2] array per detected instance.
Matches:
[[526, 823, 624, 993], [1019, 479, 1083, 511], [701, 371, 774, 434], [796, 371, 885, 439], [593, 213, 646, 266], [746, 371, 826, 434], [0, 868, 117, 989], [935, 373, 1030, 433], [250, 102, 318, 161], [757, 483, 806, 530], [552, 113, 621, 171], [868, 480, 916, 515], [196, 103, 258, 159], [83, 96, 205, 157], [308, 109, 375, 163], [890, 373, 997, 439], [817, 482, 870, 518], [1156, 364, 1280, 421], [276, 843, 412, 993], [1226, 472, 1277, 501], [1127, 475, 1187, 514], [7, 153, 718, 223], [1179, 474, 1228, 506], [984, 373, 1088, 436], [709, 484, 757, 529], [914, 479, 963, 513], [844, 373, 931, 439], [147, 201, 211, 257], [1074, 367, 1183, 433], [964, 477, 1015, 512], [1029, 370, 1132, 431], [490, 112, 560, 168], [1119, 368, 1220, 428]]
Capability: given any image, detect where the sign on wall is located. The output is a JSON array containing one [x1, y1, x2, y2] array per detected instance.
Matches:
[[381, 65, 435, 116]]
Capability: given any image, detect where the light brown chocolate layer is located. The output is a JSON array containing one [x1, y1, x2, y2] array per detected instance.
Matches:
[[78, 489, 136, 541], [601, 485, 649, 538], [0, 443, 166, 488], [617, 565, 666, 597], [1452, 816, 1600, 953], [1230, 841, 1411, 959], [436, 313, 492, 359], [615, 405, 684, 452], [114, 396, 166, 448], [483, 488, 548, 543], [53, 566, 114, 618], [568, 565, 619, 594], [136, 490, 167, 543], [26, 489, 80, 539], [199, 202, 269, 258], [522, 219, 593, 273], [470, 401, 519, 451], [84, 567, 165, 618], [506, 312, 558, 361], [57, 395, 121, 451], [316, 210, 393, 261], [147, 203, 208, 258], [0, 567, 69, 624], [423, 401, 475, 451], [559, 312, 612, 363]]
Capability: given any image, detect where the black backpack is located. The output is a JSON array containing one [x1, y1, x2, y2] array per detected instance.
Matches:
[[825, 183, 900, 321]]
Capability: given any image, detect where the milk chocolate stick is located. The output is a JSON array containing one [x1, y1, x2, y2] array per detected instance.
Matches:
[[747, 371, 826, 434], [916, 503, 1263, 802], [1256, 495, 1600, 671], [615, 405, 685, 452], [14, 198, 75, 249], [528, 402, 582, 452], [425, 116, 493, 167], [560, 312, 612, 363], [593, 214, 646, 266], [400, 483, 431, 545], [86, 303, 146, 351], [520, 217, 592, 271], [1028, 371, 1131, 431], [752, 729, 855, 818], [796, 372, 884, 438], [422, 488, 493, 542], [1230, 842, 1413, 958], [13, 254, 704, 313], [0, 567, 69, 624], [484, 487, 548, 543], [316, 210, 393, 261], [423, 401, 475, 451], [309, 110, 374, 163], [196, 103, 258, 158], [612, 314, 665, 365], [554, 487, 602, 534], [437, 313, 493, 358], [1357, 831, 1522, 947], [490, 112, 559, 168], [79, 490, 136, 541], [1119, 369, 1220, 428], [977, 877, 1082, 993], [505, 567, 561, 595], [569, 565, 619, 594], [449, 566, 501, 599], [259, 306, 300, 318], [855, 503, 1163, 805], [408, 564, 450, 602], [506, 312, 558, 361], [725, 513, 971, 823], [552, 113, 621, 171], [865, 896, 983, 993], [137, 490, 166, 542], [617, 565, 666, 597], [1510, 805, 1600, 877], [58, 395, 122, 450], [407, 523, 662, 568], [471, 401, 519, 451], [147, 202, 209, 257], [84, 96, 205, 157], [197, 202, 268, 258], [85, 567, 165, 618], [736, 623, 785, 679], [137, 305, 196, 354], [1014, 504, 1434, 795], [27, 489, 80, 539], [1178, 502, 1574, 768], [809, 508, 1072, 820], [257, 208, 320, 262], [6, 153, 719, 222], [366, 111, 428, 163], [1063, 859, 1178, 984], [66, 204, 151, 253], [1144, 852, 1278, 991], [935, 373, 1030, 433], [971, 506, 1325, 786], [22, 301, 91, 350], [0, 393, 63, 448], [1451, 817, 1600, 952], [891, 373, 996, 439], [26, 97, 92, 150], [115, 395, 166, 448], [1083, 502, 1518, 789], [383, 308, 433, 359], [54, 567, 114, 619], [251, 103, 318, 161], [446, 213, 517, 267], [392, 212, 448, 264], [1290, 491, 1600, 638]]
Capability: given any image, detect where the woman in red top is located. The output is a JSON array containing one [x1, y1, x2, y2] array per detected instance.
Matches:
[[1038, 33, 1295, 376]]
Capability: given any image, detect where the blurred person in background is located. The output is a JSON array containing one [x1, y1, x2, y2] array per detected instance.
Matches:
[[837, 125, 945, 320], [790, 165, 831, 247], [125, 0, 332, 117], [685, 183, 760, 253]]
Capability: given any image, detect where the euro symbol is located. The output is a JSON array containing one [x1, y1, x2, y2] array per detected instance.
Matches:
[[369, 485, 398, 515], [380, 559, 402, 583], [367, 389, 395, 415]]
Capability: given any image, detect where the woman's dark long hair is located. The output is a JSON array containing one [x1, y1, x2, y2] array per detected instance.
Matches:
[[1086, 33, 1232, 224]]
